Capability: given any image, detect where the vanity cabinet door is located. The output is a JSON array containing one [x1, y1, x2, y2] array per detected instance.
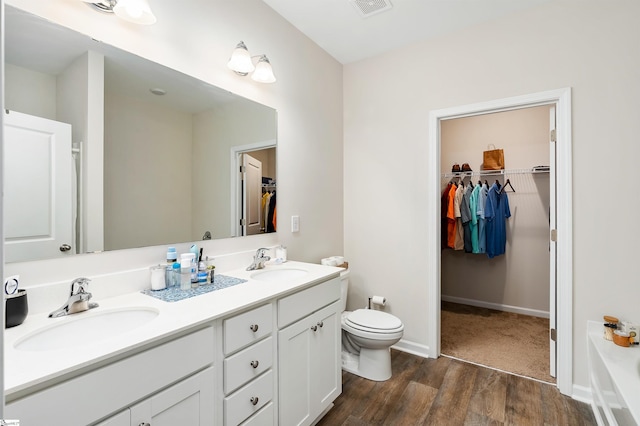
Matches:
[[130, 366, 214, 426], [310, 304, 341, 412], [278, 301, 341, 426], [279, 315, 313, 426], [95, 410, 130, 426]]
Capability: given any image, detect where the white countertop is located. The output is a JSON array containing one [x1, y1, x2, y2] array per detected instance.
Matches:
[[587, 321, 640, 424], [4, 261, 342, 397]]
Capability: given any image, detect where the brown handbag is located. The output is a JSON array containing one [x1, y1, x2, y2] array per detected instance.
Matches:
[[482, 144, 504, 170]]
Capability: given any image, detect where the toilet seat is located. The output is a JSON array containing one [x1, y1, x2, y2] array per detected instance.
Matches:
[[343, 309, 404, 334]]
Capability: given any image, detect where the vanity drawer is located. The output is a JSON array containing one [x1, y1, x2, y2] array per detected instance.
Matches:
[[224, 370, 273, 426], [241, 402, 274, 426], [278, 277, 340, 328], [224, 335, 273, 395], [224, 304, 273, 355]]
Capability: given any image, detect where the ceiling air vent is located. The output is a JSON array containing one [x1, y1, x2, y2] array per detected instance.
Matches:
[[349, 0, 393, 18]]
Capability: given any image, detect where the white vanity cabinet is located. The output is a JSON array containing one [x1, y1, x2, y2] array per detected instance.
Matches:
[[221, 303, 275, 426], [97, 366, 215, 426], [5, 263, 344, 426], [277, 277, 342, 426], [6, 327, 215, 426]]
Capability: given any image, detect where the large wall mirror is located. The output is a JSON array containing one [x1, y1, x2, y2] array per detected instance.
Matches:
[[3, 6, 277, 263]]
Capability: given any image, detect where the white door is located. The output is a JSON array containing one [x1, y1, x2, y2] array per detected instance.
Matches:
[[241, 153, 263, 236], [4, 110, 74, 262], [549, 106, 557, 378]]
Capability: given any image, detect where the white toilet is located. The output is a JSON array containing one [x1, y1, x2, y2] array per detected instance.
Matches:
[[339, 270, 404, 381]]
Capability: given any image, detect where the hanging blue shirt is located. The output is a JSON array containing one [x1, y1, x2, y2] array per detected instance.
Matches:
[[484, 183, 511, 258]]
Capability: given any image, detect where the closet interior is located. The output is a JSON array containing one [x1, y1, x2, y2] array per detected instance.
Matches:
[[439, 105, 555, 383]]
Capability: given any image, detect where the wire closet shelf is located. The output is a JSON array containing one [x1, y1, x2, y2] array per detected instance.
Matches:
[[441, 167, 549, 179]]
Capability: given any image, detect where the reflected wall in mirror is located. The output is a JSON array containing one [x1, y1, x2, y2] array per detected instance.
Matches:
[[3, 6, 277, 263]]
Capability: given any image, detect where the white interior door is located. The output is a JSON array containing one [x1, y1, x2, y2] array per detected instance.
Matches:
[[549, 106, 557, 378], [241, 153, 263, 236], [4, 110, 73, 262]]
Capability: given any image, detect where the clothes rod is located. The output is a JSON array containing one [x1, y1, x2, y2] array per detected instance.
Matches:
[[441, 167, 549, 179]]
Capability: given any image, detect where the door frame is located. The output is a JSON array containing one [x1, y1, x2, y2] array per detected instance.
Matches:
[[230, 139, 276, 237], [426, 88, 573, 395]]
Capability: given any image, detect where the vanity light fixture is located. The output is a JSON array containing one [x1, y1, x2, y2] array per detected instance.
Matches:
[[81, 0, 157, 25], [227, 41, 276, 84]]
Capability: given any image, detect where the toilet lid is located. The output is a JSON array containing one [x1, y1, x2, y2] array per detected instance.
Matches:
[[346, 309, 402, 331]]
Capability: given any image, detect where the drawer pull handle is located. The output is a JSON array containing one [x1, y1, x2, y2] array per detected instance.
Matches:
[[250, 324, 259, 332], [311, 325, 318, 331], [250, 360, 259, 368], [251, 396, 259, 405], [317, 321, 324, 328]]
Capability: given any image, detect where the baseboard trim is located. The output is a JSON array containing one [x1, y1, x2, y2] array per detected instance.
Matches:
[[441, 295, 550, 319], [571, 384, 593, 405], [392, 339, 431, 359]]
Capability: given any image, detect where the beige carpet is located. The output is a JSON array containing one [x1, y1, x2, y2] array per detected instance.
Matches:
[[441, 301, 555, 384]]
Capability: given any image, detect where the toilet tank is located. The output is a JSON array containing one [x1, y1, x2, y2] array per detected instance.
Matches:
[[340, 269, 350, 312]]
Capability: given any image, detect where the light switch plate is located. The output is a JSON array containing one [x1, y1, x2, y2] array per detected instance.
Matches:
[[291, 215, 300, 233]]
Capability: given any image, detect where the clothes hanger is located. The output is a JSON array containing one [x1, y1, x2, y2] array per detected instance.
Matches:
[[501, 178, 515, 193]]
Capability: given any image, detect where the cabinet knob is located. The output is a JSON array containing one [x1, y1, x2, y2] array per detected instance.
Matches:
[[311, 325, 318, 331], [138, 423, 151, 426], [250, 396, 259, 405], [250, 360, 259, 368], [317, 321, 324, 328], [249, 324, 259, 332], [59, 244, 72, 252]]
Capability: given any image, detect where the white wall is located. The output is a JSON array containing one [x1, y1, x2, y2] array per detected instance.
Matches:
[[57, 51, 105, 255], [344, 1, 640, 391], [4, 1, 343, 295], [4, 64, 56, 119], [192, 99, 277, 240], [441, 106, 550, 315], [0, 0, 5, 411], [104, 91, 193, 250]]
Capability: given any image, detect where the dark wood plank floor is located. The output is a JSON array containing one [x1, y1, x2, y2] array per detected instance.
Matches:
[[317, 350, 596, 426]]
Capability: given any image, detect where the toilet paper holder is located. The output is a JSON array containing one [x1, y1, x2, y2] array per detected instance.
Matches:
[[368, 295, 386, 309]]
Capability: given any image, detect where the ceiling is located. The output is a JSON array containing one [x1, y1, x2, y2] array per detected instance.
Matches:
[[262, 0, 551, 64]]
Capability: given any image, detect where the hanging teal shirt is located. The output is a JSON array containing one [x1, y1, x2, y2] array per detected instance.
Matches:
[[469, 184, 480, 253]]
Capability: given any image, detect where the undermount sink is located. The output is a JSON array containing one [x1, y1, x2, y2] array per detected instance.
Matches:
[[14, 307, 159, 352], [250, 268, 309, 282]]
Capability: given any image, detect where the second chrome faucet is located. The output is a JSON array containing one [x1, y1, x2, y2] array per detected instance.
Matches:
[[246, 248, 271, 271]]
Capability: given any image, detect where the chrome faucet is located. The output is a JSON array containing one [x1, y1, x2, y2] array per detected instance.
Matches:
[[48, 277, 99, 318], [246, 248, 271, 271]]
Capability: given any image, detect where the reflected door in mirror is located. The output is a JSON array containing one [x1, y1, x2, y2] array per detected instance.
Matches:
[[4, 111, 74, 262]]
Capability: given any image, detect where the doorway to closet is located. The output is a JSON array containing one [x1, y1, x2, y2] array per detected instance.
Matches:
[[230, 141, 276, 237], [426, 88, 573, 395], [439, 105, 553, 383]]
